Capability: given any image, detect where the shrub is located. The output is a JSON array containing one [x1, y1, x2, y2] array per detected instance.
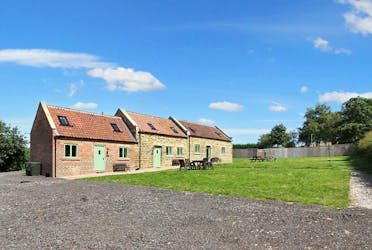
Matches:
[[356, 130, 372, 161]]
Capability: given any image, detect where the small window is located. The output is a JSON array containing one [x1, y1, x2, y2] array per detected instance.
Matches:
[[221, 147, 226, 154], [177, 147, 183, 156], [58, 116, 70, 126], [64, 144, 77, 158], [119, 147, 128, 159], [194, 144, 200, 154], [170, 127, 178, 133], [147, 123, 157, 130], [111, 123, 121, 132], [166, 146, 172, 156], [215, 132, 222, 136], [189, 127, 195, 133]]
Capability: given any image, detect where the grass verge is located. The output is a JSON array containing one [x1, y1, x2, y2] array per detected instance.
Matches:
[[83, 156, 358, 209]]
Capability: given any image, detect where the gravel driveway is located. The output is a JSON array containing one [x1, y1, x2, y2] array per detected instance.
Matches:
[[1, 171, 371, 249]]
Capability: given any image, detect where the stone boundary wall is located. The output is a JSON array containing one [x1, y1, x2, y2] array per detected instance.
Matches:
[[233, 144, 355, 158]]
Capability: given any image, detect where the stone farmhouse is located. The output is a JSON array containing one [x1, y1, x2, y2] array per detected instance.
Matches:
[[31, 102, 232, 177]]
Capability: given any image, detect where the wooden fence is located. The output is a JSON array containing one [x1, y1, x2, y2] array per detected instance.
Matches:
[[233, 143, 355, 158]]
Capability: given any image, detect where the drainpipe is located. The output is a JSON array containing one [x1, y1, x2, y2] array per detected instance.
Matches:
[[54, 136, 57, 178], [138, 132, 142, 169], [188, 136, 191, 160]]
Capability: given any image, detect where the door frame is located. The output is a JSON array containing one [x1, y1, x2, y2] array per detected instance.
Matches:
[[94, 145, 106, 172], [206, 146, 211, 161], [153, 146, 162, 168]]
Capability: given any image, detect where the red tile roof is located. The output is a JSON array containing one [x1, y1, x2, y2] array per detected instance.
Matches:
[[126, 111, 187, 138], [47, 105, 136, 143], [178, 120, 231, 142]]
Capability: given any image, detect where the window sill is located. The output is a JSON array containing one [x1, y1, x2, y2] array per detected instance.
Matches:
[[194, 152, 200, 155], [118, 158, 130, 161], [62, 158, 80, 161]]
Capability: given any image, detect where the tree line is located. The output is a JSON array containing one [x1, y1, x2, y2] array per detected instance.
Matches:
[[255, 97, 372, 148]]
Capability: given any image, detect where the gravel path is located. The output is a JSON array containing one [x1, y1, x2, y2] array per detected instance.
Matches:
[[1, 171, 371, 249], [350, 170, 372, 209]]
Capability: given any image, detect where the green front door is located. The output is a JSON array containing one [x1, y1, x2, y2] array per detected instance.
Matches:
[[153, 146, 162, 167], [206, 146, 211, 161], [94, 145, 106, 172]]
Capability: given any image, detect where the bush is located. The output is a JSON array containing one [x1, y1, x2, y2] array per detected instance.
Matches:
[[356, 130, 372, 161], [0, 121, 28, 172]]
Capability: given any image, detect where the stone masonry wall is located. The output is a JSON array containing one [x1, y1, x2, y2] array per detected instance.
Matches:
[[55, 138, 137, 177], [138, 133, 188, 168], [189, 137, 233, 163]]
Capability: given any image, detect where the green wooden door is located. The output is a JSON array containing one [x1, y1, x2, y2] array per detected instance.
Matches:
[[94, 145, 106, 172], [206, 146, 211, 161], [153, 146, 162, 167]]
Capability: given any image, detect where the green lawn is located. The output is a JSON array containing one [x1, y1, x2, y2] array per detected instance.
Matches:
[[83, 156, 357, 209]]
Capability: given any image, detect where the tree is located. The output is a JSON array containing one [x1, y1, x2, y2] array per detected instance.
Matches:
[[0, 121, 28, 172], [257, 124, 294, 148], [339, 97, 372, 143], [285, 130, 298, 148], [270, 124, 289, 147], [298, 104, 340, 146], [257, 133, 273, 148]]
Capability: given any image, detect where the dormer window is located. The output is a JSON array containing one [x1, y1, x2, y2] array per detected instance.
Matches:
[[171, 127, 178, 133], [58, 116, 70, 126], [147, 123, 157, 130], [111, 123, 121, 132], [215, 132, 222, 136]]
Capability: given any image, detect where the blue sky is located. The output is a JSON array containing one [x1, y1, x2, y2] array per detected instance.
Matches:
[[1, 0, 371, 143]]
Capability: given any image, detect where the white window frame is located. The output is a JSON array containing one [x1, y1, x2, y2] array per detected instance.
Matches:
[[119, 146, 129, 159], [64, 144, 78, 158], [166, 146, 172, 156], [194, 144, 200, 154], [177, 147, 183, 156]]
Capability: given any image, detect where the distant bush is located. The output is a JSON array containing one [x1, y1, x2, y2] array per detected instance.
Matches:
[[356, 130, 372, 161], [233, 144, 258, 149]]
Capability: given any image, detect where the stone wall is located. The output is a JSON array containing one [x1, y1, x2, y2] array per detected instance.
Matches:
[[55, 138, 137, 177], [138, 133, 188, 168], [189, 137, 233, 163]]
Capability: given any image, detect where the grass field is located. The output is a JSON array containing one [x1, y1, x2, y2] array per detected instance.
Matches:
[[84, 156, 357, 209]]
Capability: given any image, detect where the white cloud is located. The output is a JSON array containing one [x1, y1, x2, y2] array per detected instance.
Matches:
[[300, 86, 308, 93], [334, 48, 352, 55], [223, 128, 270, 135], [339, 0, 372, 35], [0, 49, 166, 93], [87, 67, 166, 92], [268, 102, 287, 112], [312, 37, 352, 55], [208, 101, 244, 112], [0, 49, 112, 68], [68, 83, 77, 97], [313, 37, 332, 52], [319, 91, 372, 103], [198, 118, 215, 126], [68, 80, 84, 97], [71, 102, 97, 110]]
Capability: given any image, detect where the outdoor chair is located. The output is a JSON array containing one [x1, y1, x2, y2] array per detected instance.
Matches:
[[179, 159, 195, 170], [185, 159, 196, 170], [202, 158, 213, 169]]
